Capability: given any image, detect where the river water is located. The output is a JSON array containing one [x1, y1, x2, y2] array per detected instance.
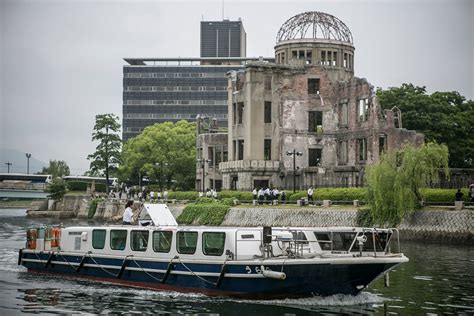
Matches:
[[0, 208, 472, 315]]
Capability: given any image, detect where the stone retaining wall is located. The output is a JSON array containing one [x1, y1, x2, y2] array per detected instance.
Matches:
[[223, 207, 473, 244]]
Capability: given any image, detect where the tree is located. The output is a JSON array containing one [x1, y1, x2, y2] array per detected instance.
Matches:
[[39, 160, 70, 179], [365, 142, 449, 226], [47, 177, 67, 201], [87, 113, 122, 193], [377, 84, 474, 168], [120, 120, 196, 190]]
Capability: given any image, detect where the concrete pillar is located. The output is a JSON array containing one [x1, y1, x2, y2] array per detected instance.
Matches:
[[454, 201, 464, 210], [323, 200, 331, 208], [353, 200, 359, 207]]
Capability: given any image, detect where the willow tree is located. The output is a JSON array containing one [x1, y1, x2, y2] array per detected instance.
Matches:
[[365, 142, 449, 226], [87, 113, 122, 194]]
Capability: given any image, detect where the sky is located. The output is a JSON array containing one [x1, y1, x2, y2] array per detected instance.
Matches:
[[1, 0, 473, 175]]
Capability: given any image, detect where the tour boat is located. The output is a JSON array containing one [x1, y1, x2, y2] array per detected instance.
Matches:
[[19, 204, 408, 298]]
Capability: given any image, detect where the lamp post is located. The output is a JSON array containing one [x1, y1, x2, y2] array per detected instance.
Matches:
[[197, 159, 211, 193], [286, 149, 303, 193], [25, 153, 31, 174], [155, 162, 168, 194], [5, 162, 12, 173]]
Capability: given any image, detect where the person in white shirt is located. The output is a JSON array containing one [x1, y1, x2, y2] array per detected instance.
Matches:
[[123, 201, 134, 225], [163, 190, 168, 201], [149, 191, 155, 202], [252, 188, 257, 201], [307, 187, 314, 202], [212, 189, 218, 199]]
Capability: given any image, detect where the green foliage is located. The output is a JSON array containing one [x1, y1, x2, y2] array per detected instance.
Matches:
[[356, 207, 374, 227], [47, 178, 67, 201], [39, 160, 70, 179], [377, 84, 474, 168], [218, 191, 253, 201], [66, 181, 106, 192], [366, 142, 449, 226], [195, 197, 216, 204], [220, 198, 238, 206], [88, 199, 100, 218], [120, 121, 196, 190], [420, 188, 469, 203], [288, 191, 307, 201], [177, 202, 230, 225], [87, 113, 122, 193], [167, 191, 199, 200]]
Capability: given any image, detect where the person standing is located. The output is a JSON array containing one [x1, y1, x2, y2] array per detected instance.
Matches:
[[307, 187, 314, 203], [252, 188, 257, 201], [122, 201, 134, 225], [258, 188, 264, 205], [281, 190, 286, 204], [163, 190, 168, 201], [149, 191, 155, 202], [455, 189, 464, 201]]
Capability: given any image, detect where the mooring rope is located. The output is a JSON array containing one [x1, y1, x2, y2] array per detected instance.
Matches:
[[87, 255, 133, 277], [130, 257, 170, 283], [175, 256, 227, 286]]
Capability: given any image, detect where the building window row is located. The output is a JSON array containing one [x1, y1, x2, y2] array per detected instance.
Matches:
[[125, 113, 228, 120], [124, 100, 227, 106], [124, 86, 227, 92], [124, 72, 226, 79], [291, 49, 313, 64], [308, 111, 323, 133]]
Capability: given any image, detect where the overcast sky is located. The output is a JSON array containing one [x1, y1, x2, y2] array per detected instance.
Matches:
[[1, 0, 472, 174]]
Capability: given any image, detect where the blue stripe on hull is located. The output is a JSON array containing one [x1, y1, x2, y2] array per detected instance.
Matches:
[[20, 252, 396, 298]]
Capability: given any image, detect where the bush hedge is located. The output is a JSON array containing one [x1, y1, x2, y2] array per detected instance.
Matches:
[[287, 188, 367, 201], [218, 190, 253, 201], [66, 181, 106, 192], [177, 201, 229, 225], [420, 188, 469, 203], [167, 191, 199, 200]]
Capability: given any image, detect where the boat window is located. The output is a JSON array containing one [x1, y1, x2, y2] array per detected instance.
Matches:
[[202, 232, 225, 256], [110, 230, 127, 250], [332, 233, 356, 251], [92, 229, 106, 249], [131, 230, 149, 252], [314, 232, 332, 250], [177, 231, 198, 254], [153, 231, 172, 253], [292, 231, 309, 244]]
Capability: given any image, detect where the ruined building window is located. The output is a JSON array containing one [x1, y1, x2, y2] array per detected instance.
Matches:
[[309, 148, 322, 167], [264, 139, 272, 160], [332, 52, 337, 66], [358, 98, 369, 122], [264, 101, 272, 123], [321, 51, 326, 65], [306, 50, 312, 64], [237, 102, 244, 124], [264, 76, 272, 90], [292, 50, 298, 59], [232, 140, 236, 160], [308, 78, 320, 94], [208, 147, 214, 169], [237, 140, 244, 160], [338, 141, 348, 164], [339, 102, 348, 126], [298, 50, 305, 59], [215, 146, 222, 165], [308, 111, 323, 133], [379, 134, 387, 155], [232, 103, 236, 125], [343, 53, 348, 68], [358, 138, 367, 162], [281, 52, 285, 64], [223, 146, 228, 162]]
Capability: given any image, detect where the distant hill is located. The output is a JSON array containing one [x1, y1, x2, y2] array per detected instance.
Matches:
[[0, 148, 47, 174]]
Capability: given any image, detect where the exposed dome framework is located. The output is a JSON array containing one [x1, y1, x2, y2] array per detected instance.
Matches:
[[276, 11, 353, 44]]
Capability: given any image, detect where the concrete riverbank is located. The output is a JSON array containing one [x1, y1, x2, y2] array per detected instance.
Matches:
[[23, 196, 473, 244]]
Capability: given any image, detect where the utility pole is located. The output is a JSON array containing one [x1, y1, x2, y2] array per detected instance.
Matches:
[[197, 159, 211, 192], [286, 149, 303, 192], [5, 162, 12, 173], [25, 153, 32, 174]]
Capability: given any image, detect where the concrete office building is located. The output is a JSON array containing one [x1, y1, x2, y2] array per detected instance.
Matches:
[[200, 20, 246, 58], [197, 11, 424, 191]]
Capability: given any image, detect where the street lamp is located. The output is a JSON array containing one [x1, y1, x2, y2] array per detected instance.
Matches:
[[197, 159, 211, 193], [5, 162, 12, 173], [286, 149, 303, 192], [25, 153, 32, 174], [155, 162, 168, 194]]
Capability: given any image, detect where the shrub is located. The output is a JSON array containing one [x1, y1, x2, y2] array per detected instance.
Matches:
[[177, 203, 230, 225], [88, 199, 100, 218], [66, 181, 106, 192], [195, 197, 217, 204], [218, 190, 253, 201], [47, 178, 67, 200], [420, 188, 469, 203], [356, 207, 374, 227], [167, 191, 199, 200], [221, 198, 237, 206]]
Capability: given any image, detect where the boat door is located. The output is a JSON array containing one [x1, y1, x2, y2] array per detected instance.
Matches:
[[235, 229, 262, 260]]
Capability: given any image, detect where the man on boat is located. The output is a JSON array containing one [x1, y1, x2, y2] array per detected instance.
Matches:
[[123, 200, 134, 225]]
